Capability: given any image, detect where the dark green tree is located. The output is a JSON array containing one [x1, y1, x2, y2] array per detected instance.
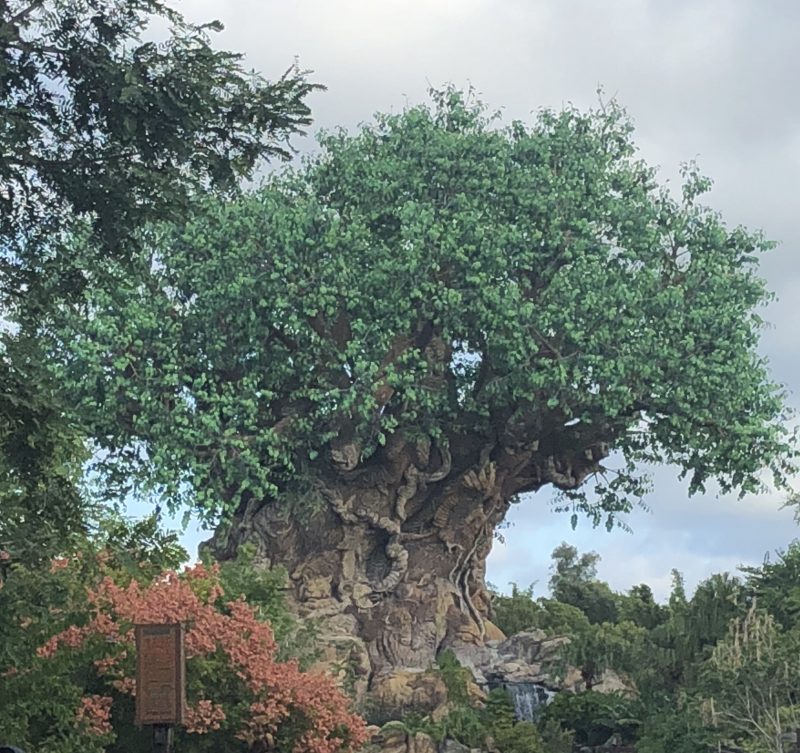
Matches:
[[548, 542, 619, 623], [742, 540, 800, 630], [644, 571, 745, 694], [541, 691, 641, 747], [490, 583, 541, 635], [566, 619, 647, 689], [49, 89, 794, 682], [548, 542, 601, 589], [0, 333, 89, 566], [1, 0, 317, 293], [619, 584, 667, 630]]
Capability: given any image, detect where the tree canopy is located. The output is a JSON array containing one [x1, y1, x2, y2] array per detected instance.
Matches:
[[51, 88, 793, 524]]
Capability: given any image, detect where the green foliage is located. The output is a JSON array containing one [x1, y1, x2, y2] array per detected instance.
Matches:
[[484, 689, 545, 753], [436, 649, 473, 706], [647, 571, 745, 692], [420, 687, 548, 753], [211, 543, 318, 665], [741, 540, 800, 630], [491, 584, 591, 638], [618, 584, 667, 630], [533, 600, 593, 637], [492, 719, 543, 753], [565, 620, 648, 689], [635, 698, 714, 753], [492, 548, 649, 690], [538, 718, 575, 753], [437, 705, 488, 749], [0, 334, 91, 568], [490, 583, 542, 635], [48, 87, 793, 524], [91, 510, 189, 576], [484, 687, 519, 730], [700, 605, 800, 753], [541, 691, 641, 747], [0, 0, 317, 285], [559, 581, 620, 626], [549, 542, 601, 593], [549, 542, 620, 624]]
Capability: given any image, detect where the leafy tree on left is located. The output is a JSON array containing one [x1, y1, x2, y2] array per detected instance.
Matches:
[[0, 0, 319, 564], [0, 334, 89, 566]]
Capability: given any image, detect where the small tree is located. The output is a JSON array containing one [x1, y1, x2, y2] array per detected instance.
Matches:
[[0, 550, 366, 753], [548, 543, 601, 593], [742, 541, 800, 630], [490, 583, 541, 635], [702, 605, 800, 753], [566, 619, 647, 690], [619, 584, 667, 631]]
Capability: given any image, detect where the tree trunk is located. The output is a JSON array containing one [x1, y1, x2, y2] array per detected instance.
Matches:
[[205, 430, 606, 711]]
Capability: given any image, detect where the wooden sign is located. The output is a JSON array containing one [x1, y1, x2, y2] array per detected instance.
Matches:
[[135, 623, 186, 726]]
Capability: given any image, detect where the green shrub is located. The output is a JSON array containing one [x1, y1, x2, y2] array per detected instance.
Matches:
[[538, 718, 574, 753], [442, 706, 488, 748], [483, 688, 544, 753], [436, 649, 473, 705], [493, 720, 543, 753], [541, 691, 641, 747]]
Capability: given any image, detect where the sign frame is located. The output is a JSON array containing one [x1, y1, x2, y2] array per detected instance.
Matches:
[[134, 623, 186, 727]]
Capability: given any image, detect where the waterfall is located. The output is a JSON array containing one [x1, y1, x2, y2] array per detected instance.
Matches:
[[505, 682, 555, 722]]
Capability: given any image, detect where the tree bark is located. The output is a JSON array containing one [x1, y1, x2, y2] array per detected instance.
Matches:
[[205, 429, 608, 709]]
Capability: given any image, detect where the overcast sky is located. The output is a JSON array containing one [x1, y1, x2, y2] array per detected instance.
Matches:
[[166, 0, 799, 600]]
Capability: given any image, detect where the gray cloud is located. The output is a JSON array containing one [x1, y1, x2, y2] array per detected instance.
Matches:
[[169, 0, 799, 600]]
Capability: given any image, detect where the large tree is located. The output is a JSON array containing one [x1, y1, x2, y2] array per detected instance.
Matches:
[[50, 90, 794, 693], [0, 0, 317, 563]]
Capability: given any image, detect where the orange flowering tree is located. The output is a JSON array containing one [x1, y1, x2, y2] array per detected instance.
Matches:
[[0, 529, 366, 753]]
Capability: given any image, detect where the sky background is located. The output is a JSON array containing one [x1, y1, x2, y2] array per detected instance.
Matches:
[[154, 0, 799, 601]]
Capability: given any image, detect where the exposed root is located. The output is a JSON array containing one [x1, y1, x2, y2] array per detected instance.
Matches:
[[373, 535, 409, 593], [462, 568, 485, 641], [456, 525, 488, 641], [396, 444, 452, 521]]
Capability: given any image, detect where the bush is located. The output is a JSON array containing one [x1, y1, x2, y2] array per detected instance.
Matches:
[[491, 584, 542, 635], [436, 649, 474, 705], [538, 718, 574, 753], [635, 701, 713, 753]]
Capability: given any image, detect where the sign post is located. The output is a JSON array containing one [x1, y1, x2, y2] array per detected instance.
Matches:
[[135, 623, 185, 753]]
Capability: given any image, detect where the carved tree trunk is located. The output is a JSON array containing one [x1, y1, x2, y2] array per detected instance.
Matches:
[[206, 430, 607, 709]]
